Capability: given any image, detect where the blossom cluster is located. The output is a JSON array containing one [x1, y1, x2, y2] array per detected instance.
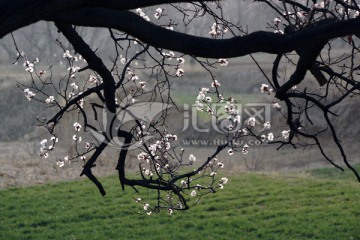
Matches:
[[134, 149, 229, 215], [209, 23, 228, 37], [259, 83, 292, 141], [39, 136, 58, 160]]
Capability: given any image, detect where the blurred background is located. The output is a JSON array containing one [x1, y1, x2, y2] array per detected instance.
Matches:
[[0, 1, 359, 188]]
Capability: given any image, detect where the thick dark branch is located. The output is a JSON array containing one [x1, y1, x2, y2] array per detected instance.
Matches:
[[0, 0, 206, 38], [275, 19, 338, 99], [88, 0, 207, 9], [55, 23, 116, 112], [48, 9, 360, 58], [115, 130, 133, 190], [275, 39, 328, 99], [80, 142, 108, 196], [3, 4, 360, 58]]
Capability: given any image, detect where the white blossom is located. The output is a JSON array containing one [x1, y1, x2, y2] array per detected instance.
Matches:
[[77, 98, 84, 109], [56, 159, 65, 167], [144, 169, 153, 176], [272, 102, 281, 110], [195, 101, 204, 111], [217, 162, 224, 168], [267, 132, 274, 141], [63, 50, 73, 59], [247, 117, 256, 127], [354, 11, 360, 18], [45, 96, 54, 104], [168, 208, 173, 216], [154, 8, 163, 19], [200, 88, 209, 93], [40, 139, 47, 149], [139, 81, 146, 88], [68, 66, 80, 73], [261, 135, 267, 141], [211, 80, 221, 88], [180, 180, 187, 186], [190, 190, 197, 197], [263, 122, 271, 130], [143, 203, 149, 211], [163, 51, 175, 60], [282, 130, 290, 139], [68, 92, 75, 99], [24, 88, 35, 101], [131, 75, 139, 81], [197, 92, 206, 101], [137, 152, 148, 161], [72, 135, 82, 142], [242, 144, 249, 154], [88, 75, 101, 84], [273, 17, 281, 25], [177, 57, 185, 65], [260, 84, 269, 93], [220, 177, 229, 184], [314, 2, 324, 8], [175, 68, 184, 77], [73, 122, 82, 131], [25, 66, 34, 73], [219, 58, 229, 66], [189, 154, 196, 164], [209, 23, 225, 37]]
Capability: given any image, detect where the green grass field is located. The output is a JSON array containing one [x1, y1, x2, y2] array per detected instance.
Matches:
[[1, 170, 360, 240]]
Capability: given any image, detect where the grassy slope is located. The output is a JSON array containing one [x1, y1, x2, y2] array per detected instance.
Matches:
[[1, 172, 360, 240]]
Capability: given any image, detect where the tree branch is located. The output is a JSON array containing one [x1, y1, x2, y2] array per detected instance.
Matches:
[[55, 23, 116, 112], [0, 0, 208, 38], [47, 9, 360, 58]]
